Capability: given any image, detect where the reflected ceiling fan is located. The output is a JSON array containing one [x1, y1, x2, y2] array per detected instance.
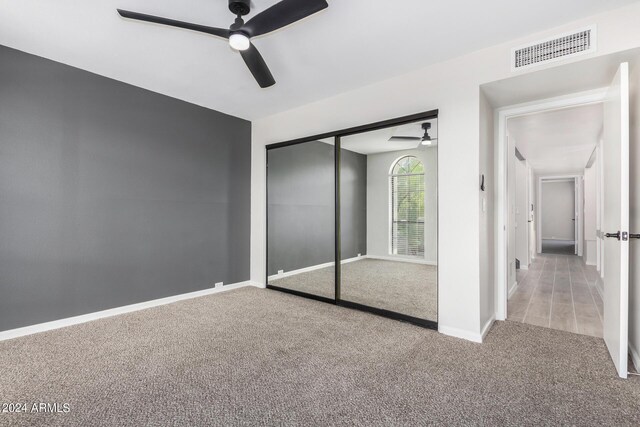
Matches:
[[389, 123, 437, 146], [117, 0, 329, 88]]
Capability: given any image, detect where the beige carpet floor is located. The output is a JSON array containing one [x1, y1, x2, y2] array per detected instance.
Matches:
[[270, 259, 437, 320], [1, 287, 639, 426]]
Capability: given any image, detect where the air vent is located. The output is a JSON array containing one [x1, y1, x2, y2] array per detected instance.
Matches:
[[511, 26, 596, 71]]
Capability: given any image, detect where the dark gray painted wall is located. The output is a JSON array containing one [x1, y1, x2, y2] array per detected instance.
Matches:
[[340, 148, 367, 260], [267, 142, 366, 276], [0, 45, 251, 331]]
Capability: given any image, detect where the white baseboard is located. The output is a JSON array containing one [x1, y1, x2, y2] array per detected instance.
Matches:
[[595, 279, 604, 298], [481, 315, 496, 341], [268, 256, 365, 281], [268, 255, 436, 281], [519, 265, 529, 271], [630, 343, 640, 373], [0, 280, 262, 342], [365, 255, 437, 266], [439, 324, 483, 343], [508, 280, 519, 298]]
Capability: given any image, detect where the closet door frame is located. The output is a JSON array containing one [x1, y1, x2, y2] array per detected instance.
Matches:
[[266, 109, 439, 330]]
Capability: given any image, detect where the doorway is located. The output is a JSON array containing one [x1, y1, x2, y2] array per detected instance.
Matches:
[[504, 103, 601, 338], [492, 60, 631, 378], [539, 177, 579, 256]]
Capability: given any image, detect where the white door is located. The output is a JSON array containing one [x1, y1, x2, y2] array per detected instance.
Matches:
[[602, 62, 630, 379]]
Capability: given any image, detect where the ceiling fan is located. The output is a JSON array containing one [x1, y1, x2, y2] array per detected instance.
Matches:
[[117, 0, 329, 88], [389, 123, 438, 146]]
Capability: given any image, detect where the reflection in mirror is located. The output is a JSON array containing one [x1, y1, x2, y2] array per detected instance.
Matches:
[[267, 139, 335, 299], [340, 118, 438, 321]]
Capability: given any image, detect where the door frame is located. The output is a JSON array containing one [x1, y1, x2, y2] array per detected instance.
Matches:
[[536, 175, 581, 255], [495, 88, 606, 321]]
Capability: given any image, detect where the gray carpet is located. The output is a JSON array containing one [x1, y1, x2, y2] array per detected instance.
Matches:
[[1, 287, 639, 426], [270, 259, 437, 320]]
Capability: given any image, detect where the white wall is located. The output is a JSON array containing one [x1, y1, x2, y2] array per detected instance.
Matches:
[[251, 3, 640, 342], [479, 91, 495, 331], [366, 148, 437, 264], [541, 180, 576, 241], [629, 60, 640, 370], [584, 164, 598, 265], [515, 158, 529, 268]]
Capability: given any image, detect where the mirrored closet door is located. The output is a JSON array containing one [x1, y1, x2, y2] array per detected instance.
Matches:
[[266, 111, 438, 328], [339, 118, 438, 323], [266, 138, 335, 301]]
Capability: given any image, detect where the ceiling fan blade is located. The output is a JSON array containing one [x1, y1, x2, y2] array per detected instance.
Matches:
[[240, 44, 276, 88], [243, 0, 328, 37], [117, 9, 230, 39], [389, 136, 422, 142]]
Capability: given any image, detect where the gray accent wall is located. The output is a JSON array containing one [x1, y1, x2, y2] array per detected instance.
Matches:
[[340, 148, 367, 260], [0, 45, 251, 331], [267, 142, 366, 276]]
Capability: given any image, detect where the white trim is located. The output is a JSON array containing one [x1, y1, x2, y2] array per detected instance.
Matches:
[[629, 343, 640, 373], [267, 254, 436, 282], [0, 281, 263, 342], [365, 255, 437, 266], [439, 325, 483, 343], [268, 261, 335, 280], [508, 281, 519, 298], [495, 88, 607, 321], [519, 265, 529, 271], [268, 256, 365, 280], [538, 175, 582, 253], [481, 315, 496, 341], [595, 278, 604, 299]]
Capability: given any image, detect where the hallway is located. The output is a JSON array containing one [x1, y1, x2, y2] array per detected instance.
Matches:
[[507, 254, 603, 337]]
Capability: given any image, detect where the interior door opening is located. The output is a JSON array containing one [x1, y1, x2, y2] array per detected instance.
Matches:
[[491, 60, 631, 378]]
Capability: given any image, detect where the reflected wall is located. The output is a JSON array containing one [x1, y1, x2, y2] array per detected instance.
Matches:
[[267, 140, 335, 299]]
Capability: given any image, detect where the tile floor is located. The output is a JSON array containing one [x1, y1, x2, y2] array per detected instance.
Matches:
[[507, 254, 604, 337]]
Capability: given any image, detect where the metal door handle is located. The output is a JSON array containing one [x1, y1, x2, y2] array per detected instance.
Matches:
[[631, 233, 640, 239], [605, 231, 621, 240]]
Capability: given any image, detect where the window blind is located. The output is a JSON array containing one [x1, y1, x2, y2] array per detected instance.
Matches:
[[391, 163, 425, 257]]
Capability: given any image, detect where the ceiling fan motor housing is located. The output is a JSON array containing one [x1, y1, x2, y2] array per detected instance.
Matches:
[[229, 0, 251, 16]]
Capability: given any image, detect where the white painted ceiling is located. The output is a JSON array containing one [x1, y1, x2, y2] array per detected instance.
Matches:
[[1, 0, 637, 120], [507, 104, 602, 175], [342, 120, 437, 155]]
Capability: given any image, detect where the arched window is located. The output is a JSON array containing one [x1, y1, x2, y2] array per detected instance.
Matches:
[[390, 156, 425, 257]]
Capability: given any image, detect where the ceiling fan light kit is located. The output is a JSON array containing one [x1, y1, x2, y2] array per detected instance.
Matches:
[[117, 0, 328, 88], [389, 122, 437, 147]]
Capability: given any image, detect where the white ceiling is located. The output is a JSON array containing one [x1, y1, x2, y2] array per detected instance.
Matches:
[[342, 120, 437, 155], [507, 103, 602, 175], [1, 0, 637, 120]]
